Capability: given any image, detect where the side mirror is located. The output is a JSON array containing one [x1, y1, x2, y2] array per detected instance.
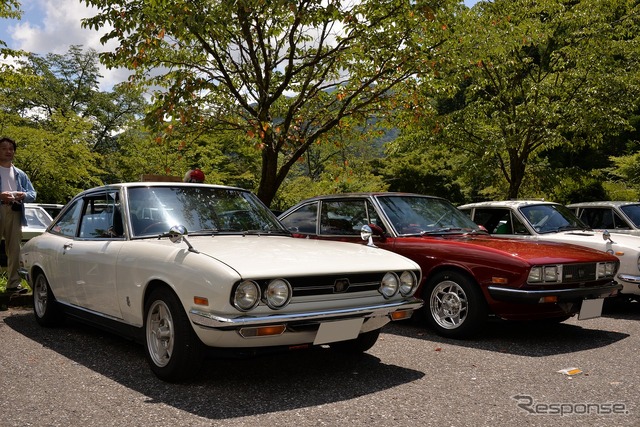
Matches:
[[361, 223, 385, 247], [602, 229, 614, 243], [168, 224, 187, 243], [360, 225, 375, 247]]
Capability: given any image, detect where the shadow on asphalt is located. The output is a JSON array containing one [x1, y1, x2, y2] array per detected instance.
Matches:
[[3, 311, 424, 419], [602, 297, 640, 320], [383, 306, 633, 357]]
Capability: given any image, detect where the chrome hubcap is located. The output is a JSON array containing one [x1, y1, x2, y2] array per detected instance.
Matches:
[[146, 300, 174, 367], [34, 276, 48, 317], [430, 280, 468, 330]]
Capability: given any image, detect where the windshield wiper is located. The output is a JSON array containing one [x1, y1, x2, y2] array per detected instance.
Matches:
[[241, 229, 291, 236], [463, 228, 489, 235], [420, 227, 464, 235], [189, 228, 219, 235], [554, 225, 584, 232]]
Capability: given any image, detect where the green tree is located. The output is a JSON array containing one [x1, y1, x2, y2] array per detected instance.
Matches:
[[404, 0, 640, 200], [0, 0, 21, 57], [0, 46, 149, 202], [82, 0, 456, 206]]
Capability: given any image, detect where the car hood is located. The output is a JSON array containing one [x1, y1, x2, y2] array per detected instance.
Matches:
[[435, 234, 618, 263], [184, 235, 420, 277], [536, 230, 640, 252]]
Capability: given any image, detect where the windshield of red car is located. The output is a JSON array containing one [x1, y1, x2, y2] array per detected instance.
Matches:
[[376, 195, 482, 236]]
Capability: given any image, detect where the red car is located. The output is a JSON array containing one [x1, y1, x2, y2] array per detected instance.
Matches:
[[278, 193, 621, 338]]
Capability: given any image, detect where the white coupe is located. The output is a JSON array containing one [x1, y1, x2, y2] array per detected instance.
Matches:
[[19, 183, 422, 382], [459, 200, 640, 301]]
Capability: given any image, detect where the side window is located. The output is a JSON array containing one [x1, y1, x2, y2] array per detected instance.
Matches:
[[78, 192, 124, 239], [365, 200, 383, 230], [51, 200, 83, 237], [511, 216, 529, 234], [580, 208, 614, 229], [320, 200, 368, 235], [472, 209, 509, 233], [279, 202, 318, 234], [612, 211, 631, 230]]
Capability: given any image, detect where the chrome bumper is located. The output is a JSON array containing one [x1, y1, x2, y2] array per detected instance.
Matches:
[[617, 273, 640, 284], [189, 298, 423, 329], [487, 282, 622, 303]]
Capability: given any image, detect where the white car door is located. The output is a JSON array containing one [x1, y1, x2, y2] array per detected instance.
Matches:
[[65, 239, 125, 319], [65, 191, 126, 319]]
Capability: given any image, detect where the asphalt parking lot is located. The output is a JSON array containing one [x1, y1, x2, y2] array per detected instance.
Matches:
[[1, 300, 638, 427]]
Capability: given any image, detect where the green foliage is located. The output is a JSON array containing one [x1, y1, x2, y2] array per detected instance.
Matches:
[[81, 0, 458, 206], [392, 0, 640, 201], [0, 46, 147, 202], [0, 0, 21, 56]]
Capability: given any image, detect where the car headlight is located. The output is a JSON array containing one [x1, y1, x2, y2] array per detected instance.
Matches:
[[527, 265, 561, 284], [265, 279, 291, 309], [233, 280, 260, 311], [543, 265, 560, 282], [380, 272, 399, 298], [399, 271, 418, 296], [528, 266, 542, 283], [597, 261, 617, 278]]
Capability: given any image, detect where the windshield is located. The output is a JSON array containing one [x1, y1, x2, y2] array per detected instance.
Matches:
[[376, 195, 482, 235], [519, 204, 589, 234], [620, 204, 640, 228], [126, 186, 287, 237], [25, 207, 53, 228]]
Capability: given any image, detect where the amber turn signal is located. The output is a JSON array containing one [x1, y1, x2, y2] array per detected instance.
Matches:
[[193, 296, 209, 306], [390, 309, 414, 321], [239, 325, 286, 338]]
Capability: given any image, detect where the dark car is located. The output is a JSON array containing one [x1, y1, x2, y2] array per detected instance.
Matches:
[[279, 193, 621, 338]]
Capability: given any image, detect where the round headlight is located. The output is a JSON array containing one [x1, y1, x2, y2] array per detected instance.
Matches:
[[265, 279, 292, 309], [380, 272, 399, 298], [233, 280, 260, 311], [399, 271, 417, 296]]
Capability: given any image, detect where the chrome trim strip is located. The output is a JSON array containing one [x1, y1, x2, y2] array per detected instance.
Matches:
[[617, 273, 640, 284], [189, 298, 423, 329]]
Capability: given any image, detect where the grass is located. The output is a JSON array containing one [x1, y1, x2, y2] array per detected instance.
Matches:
[[0, 270, 30, 293]]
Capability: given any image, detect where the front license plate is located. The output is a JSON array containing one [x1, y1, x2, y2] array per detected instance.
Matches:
[[578, 298, 604, 320], [314, 318, 364, 345]]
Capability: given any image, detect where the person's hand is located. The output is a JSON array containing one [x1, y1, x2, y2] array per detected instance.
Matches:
[[1, 191, 15, 203], [13, 191, 25, 201]]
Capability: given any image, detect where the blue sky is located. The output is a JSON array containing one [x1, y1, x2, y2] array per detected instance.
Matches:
[[1, 0, 480, 90]]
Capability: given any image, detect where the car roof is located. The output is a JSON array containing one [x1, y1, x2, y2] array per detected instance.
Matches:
[[76, 182, 248, 196], [566, 201, 640, 208], [289, 192, 445, 203], [458, 200, 560, 209]]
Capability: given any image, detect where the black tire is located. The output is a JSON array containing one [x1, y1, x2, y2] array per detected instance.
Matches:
[[144, 287, 205, 382], [328, 328, 381, 354], [32, 271, 63, 327], [422, 270, 487, 338]]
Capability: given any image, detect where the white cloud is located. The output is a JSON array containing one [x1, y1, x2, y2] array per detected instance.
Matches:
[[3, 0, 129, 91]]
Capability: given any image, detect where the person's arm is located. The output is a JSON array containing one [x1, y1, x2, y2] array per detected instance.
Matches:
[[16, 169, 36, 202]]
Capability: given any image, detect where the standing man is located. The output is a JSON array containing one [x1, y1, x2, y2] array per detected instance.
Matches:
[[0, 137, 36, 294]]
